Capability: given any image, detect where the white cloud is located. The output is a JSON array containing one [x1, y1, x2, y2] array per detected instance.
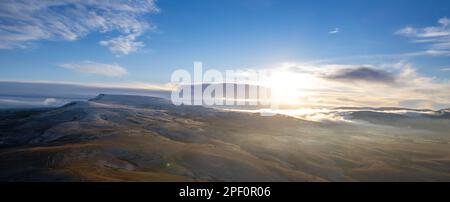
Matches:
[[441, 68, 450, 71], [329, 28, 339, 34], [0, 97, 68, 108], [395, 26, 416, 35], [59, 61, 128, 77], [0, 0, 159, 54], [396, 17, 450, 55], [99, 34, 144, 55], [439, 17, 450, 27]]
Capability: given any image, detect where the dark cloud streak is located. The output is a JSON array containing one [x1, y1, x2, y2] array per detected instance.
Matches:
[[325, 67, 396, 83]]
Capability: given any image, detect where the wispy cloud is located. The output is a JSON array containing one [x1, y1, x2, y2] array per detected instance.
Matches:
[[396, 17, 450, 56], [441, 68, 450, 71], [0, 97, 68, 108], [59, 61, 128, 77], [99, 34, 145, 56], [0, 0, 159, 55], [329, 28, 339, 34]]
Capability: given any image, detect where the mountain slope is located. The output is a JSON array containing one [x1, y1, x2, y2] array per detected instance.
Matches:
[[0, 94, 449, 181]]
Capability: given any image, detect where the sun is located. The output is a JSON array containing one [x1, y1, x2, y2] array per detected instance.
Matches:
[[264, 71, 311, 105]]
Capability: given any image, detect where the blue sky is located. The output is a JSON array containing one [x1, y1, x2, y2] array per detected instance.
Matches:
[[1, 0, 450, 109], [1, 0, 450, 83]]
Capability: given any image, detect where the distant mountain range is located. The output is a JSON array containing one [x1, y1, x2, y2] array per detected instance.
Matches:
[[2, 81, 450, 111]]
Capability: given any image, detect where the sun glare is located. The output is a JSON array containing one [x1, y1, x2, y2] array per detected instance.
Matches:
[[265, 72, 313, 105]]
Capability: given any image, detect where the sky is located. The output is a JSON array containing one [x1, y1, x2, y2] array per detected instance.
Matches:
[[1, 0, 450, 109]]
